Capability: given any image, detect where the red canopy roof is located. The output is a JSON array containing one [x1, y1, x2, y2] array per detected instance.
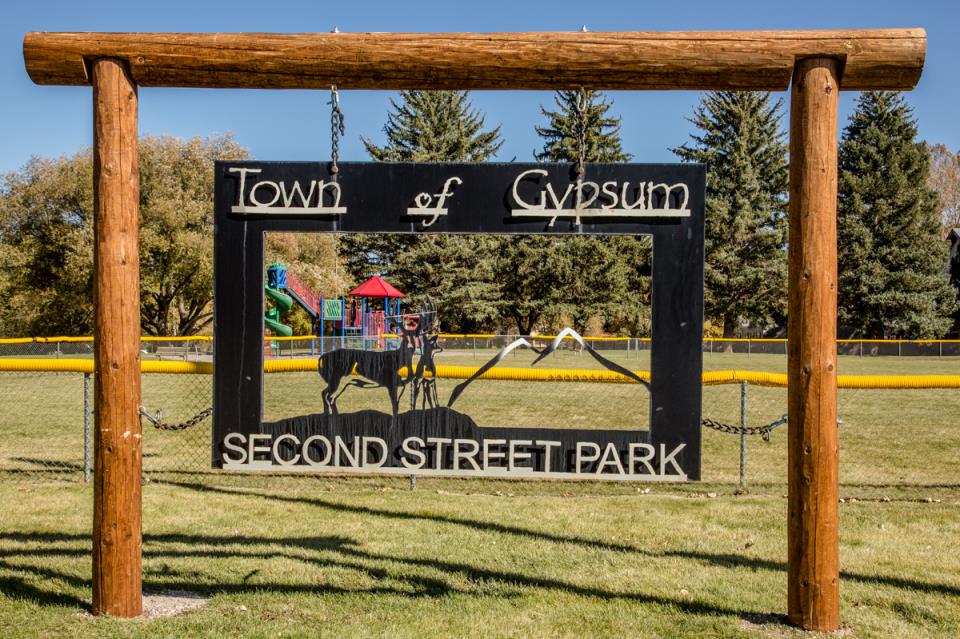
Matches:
[[348, 276, 404, 298]]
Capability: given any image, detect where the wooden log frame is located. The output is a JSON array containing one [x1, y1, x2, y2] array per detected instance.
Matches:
[[24, 30, 924, 91], [787, 57, 841, 631], [90, 58, 142, 618], [23, 30, 925, 629]]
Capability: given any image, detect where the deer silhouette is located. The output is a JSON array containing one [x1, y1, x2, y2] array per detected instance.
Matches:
[[410, 300, 443, 410], [317, 304, 432, 418]]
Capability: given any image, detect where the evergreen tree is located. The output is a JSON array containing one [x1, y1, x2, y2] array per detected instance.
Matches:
[[672, 92, 789, 336], [503, 89, 649, 335], [837, 92, 956, 338], [362, 90, 502, 161], [344, 91, 502, 332], [535, 89, 630, 163]]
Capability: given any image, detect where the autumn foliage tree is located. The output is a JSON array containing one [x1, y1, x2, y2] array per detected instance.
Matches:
[[928, 143, 960, 235], [0, 134, 248, 336]]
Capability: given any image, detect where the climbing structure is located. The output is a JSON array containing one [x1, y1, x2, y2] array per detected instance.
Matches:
[[265, 264, 404, 353]]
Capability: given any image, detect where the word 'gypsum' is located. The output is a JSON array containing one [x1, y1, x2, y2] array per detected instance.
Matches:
[[221, 432, 687, 480], [510, 169, 691, 226]]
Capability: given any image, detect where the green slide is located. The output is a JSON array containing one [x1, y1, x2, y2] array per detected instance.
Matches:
[[264, 284, 294, 337]]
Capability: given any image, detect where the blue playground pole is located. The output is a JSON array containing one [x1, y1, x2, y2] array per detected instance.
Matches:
[[361, 297, 367, 350], [318, 295, 324, 354]]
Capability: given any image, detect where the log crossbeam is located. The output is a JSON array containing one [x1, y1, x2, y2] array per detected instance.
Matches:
[[24, 29, 924, 91]]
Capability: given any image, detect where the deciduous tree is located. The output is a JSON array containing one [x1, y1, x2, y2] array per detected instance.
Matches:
[[928, 143, 960, 235], [0, 134, 248, 336]]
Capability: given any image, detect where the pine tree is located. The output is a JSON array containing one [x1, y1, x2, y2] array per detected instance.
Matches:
[[506, 89, 648, 335], [837, 92, 956, 338], [344, 91, 503, 332], [672, 92, 789, 336], [535, 89, 630, 163], [362, 90, 502, 161]]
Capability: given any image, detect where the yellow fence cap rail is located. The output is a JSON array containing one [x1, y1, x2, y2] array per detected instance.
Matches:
[[1, 357, 960, 389], [0, 358, 95, 373]]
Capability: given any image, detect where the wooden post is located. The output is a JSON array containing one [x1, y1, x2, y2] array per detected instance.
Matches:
[[787, 57, 840, 632], [91, 57, 142, 618]]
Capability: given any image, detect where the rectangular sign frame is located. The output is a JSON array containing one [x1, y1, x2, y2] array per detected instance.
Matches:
[[213, 161, 705, 480]]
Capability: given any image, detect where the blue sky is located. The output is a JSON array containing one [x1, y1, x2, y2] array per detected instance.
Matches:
[[1, 0, 957, 173]]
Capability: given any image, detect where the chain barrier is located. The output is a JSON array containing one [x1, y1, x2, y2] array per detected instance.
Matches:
[[138, 405, 212, 431], [701, 415, 788, 442]]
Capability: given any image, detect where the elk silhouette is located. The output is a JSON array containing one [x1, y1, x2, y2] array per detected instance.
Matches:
[[411, 303, 442, 410], [317, 301, 439, 418]]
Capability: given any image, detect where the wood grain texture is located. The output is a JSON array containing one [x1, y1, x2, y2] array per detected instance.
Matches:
[[787, 58, 841, 632], [91, 58, 142, 618], [24, 29, 924, 90]]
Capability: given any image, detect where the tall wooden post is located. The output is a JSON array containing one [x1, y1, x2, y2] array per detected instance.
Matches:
[[787, 57, 840, 632], [91, 58, 142, 618]]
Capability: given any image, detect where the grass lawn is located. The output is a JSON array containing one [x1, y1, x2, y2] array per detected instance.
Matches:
[[0, 351, 958, 637]]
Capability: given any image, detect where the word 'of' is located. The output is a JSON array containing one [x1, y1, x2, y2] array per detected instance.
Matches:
[[406, 177, 462, 227]]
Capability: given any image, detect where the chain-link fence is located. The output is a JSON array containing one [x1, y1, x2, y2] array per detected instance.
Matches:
[[1, 336, 958, 486]]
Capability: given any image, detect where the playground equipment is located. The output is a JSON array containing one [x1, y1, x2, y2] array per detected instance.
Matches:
[[332, 276, 404, 350], [264, 263, 404, 352], [264, 263, 294, 338]]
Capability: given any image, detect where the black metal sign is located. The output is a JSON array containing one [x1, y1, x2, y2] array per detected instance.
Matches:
[[213, 162, 705, 480]]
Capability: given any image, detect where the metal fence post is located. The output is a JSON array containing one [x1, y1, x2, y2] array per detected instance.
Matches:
[[83, 372, 92, 483], [738, 380, 748, 493]]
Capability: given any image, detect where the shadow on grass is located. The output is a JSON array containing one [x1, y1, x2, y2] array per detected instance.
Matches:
[[1, 530, 755, 619], [1, 479, 956, 620], [156, 479, 960, 599]]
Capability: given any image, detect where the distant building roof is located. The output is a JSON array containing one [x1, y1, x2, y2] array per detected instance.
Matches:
[[348, 276, 404, 298]]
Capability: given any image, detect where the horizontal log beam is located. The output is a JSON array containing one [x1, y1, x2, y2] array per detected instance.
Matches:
[[23, 29, 924, 91]]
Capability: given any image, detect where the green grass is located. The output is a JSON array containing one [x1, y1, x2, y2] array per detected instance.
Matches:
[[0, 351, 958, 637]]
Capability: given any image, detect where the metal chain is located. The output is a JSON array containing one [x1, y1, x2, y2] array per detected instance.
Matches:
[[574, 87, 588, 179], [138, 406, 212, 431], [701, 414, 787, 442], [328, 85, 345, 177]]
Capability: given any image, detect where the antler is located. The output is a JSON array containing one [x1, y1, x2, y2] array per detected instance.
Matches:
[[423, 296, 439, 333]]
